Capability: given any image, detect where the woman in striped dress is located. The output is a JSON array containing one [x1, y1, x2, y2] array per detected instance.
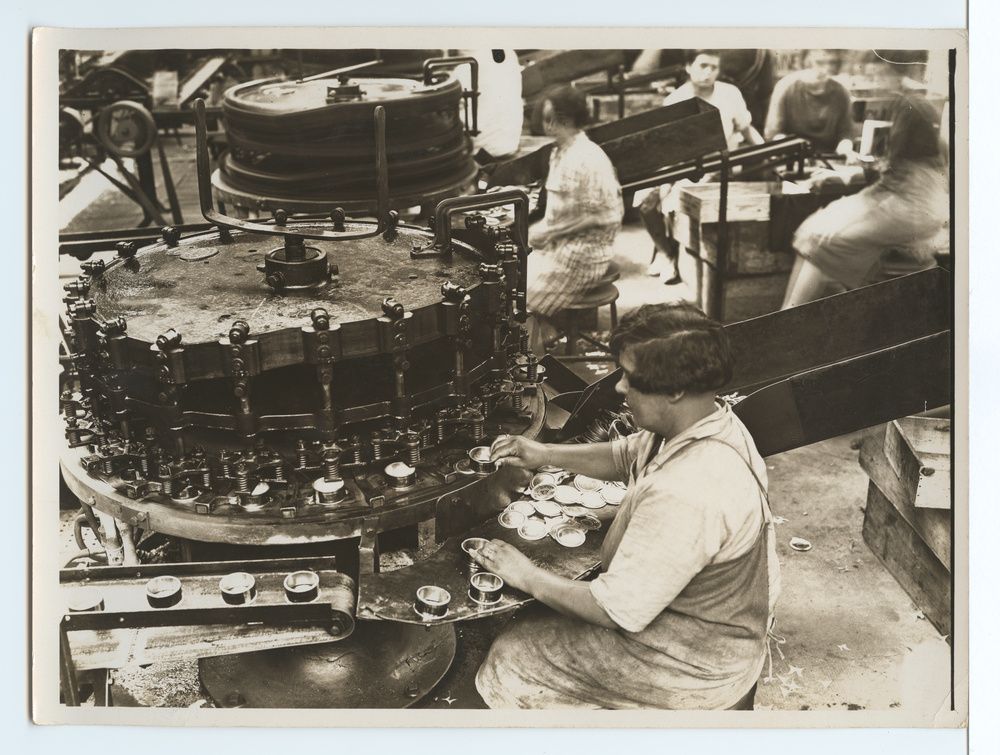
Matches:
[[526, 85, 623, 352]]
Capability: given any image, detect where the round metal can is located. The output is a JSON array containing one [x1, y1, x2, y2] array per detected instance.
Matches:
[[468, 446, 496, 474], [414, 585, 451, 619], [461, 537, 490, 577], [579, 491, 606, 509], [66, 588, 105, 613], [468, 572, 504, 605], [284, 570, 320, 603], [145, 575, 182, 608], [384, 461, 417, 488], [220, 571, 258, 605]]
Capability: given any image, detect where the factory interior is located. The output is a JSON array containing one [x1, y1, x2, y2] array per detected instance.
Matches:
[[53, 47, 954, 712]]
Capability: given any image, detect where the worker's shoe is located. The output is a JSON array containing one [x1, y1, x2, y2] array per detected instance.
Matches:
[[647, 253, 669, 277]]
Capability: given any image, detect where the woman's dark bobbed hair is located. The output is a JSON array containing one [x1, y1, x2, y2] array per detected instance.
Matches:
[[609, 302, 733, 395], [537, 83, 590, 130]]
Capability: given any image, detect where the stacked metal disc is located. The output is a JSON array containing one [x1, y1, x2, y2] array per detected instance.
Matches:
[[214, 74, 479, 214]]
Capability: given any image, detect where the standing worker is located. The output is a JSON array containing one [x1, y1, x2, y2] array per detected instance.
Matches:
[[473, 303, 780, 709], [525, 84, 623, 353]]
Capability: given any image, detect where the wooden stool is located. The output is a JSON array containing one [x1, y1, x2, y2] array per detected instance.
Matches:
[[561, 281, 620, 356]]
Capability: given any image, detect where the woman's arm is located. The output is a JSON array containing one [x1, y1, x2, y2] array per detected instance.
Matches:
[[489, 435, 623, 481], [472, 540, 618, 629], [741, 124, 765, 146]]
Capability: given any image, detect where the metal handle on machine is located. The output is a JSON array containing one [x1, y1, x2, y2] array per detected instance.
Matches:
[[193, 98, 391, 241], [423, 56, 479, 135], [429, 189, 531, 254], [421, 190, 531, 321]]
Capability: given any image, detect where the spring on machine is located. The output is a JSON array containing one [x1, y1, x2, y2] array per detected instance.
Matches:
[[512, 386, 525, 412], [296, 440, 310, 470], [370, 436, 385, 461], [347, 437, 363, 466], [469, 414, 485, 442], [272, 463, 287, 483], [201, 469, 212, 489], [322, 450, 341, 482], [404, 432, 421, 466], [160, 472, 174, 497], [235, 465, 251, 494]]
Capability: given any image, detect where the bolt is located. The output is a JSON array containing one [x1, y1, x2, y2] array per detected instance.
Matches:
[[116, 241, 139, 259], [160, 226, 180, 247]]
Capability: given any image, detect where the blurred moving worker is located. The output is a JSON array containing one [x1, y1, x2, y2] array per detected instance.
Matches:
[[764, 49, 854, 155], [782, 95, 948, 309], [474, 303, 780, 709], [454, 48, 523, 160], [525, 84, 623, 353], [642, 50, 763, 284]]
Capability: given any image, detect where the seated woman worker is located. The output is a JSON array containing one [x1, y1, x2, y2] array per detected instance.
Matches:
[[473, 303, 781, 709]]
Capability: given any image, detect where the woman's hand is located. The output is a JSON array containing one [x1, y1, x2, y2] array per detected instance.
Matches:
[[490, 434, 550, 469], [470, 539, 538, 593]]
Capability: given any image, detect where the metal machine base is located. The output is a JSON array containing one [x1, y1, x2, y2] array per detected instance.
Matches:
[[199, 620, 457, 708]]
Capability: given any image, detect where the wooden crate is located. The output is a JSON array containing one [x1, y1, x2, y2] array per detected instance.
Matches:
[[883, 417, 952, 510], [678, 246, 789, 324], [678, 181, 776, 224], [862, 481, 951, 636], [675, 213, 796, 275], [859, 424, 951, 566], [859, 420, 952, 637]]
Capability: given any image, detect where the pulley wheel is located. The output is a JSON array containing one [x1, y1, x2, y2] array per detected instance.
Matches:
[[95, 100, 157, 158], [198, 620, 456, 708]]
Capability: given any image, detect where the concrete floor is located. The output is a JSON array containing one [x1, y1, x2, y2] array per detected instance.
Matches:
[[56, 138, 951, 711]]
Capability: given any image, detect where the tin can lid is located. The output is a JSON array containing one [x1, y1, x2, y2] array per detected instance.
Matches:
[[550, 523, 586, 547], [600, 484, 626, 505], [508, 500, 537, 516], [573, 475, 604, 492], [498, 509, 527, 529], [531, 498, 562, 518], [530, 472, 556, 489], [579, 491, 606, 509], [553, 485, 581, 504], [530, 483, 556, 501], [517, 518, 548, 541]]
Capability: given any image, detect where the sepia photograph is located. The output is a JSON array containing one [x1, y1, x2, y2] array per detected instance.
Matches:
[[30, 26, 968, 728]]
